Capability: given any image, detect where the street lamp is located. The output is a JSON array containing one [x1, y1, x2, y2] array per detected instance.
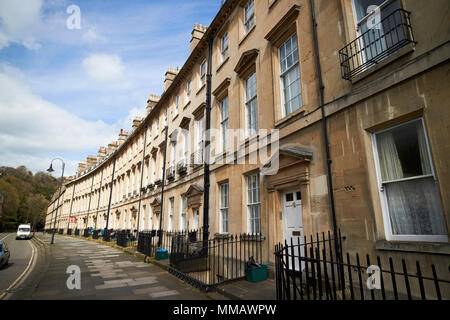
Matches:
[[47, 158, 65, 245]]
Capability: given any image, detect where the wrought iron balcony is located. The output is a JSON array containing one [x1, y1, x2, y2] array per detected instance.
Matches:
[[177, 158, 188, 174], [339, 8, 415, 81], [166, 166, 175, 180], [190, 148, 203, 167]]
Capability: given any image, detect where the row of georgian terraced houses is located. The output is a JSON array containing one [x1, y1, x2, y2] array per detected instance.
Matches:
[[46, 0, 449, 270]]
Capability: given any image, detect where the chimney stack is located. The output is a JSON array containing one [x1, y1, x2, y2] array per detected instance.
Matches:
[[132, 116, 143, 131], [118, 129, 129, 145], [147, 94, 160, 115], [191, 23, 207, 53], [77, 161, 88, 174], [97, 146, 107, 161], [164, 67, 179, 92], [107, 141, 119, 154]]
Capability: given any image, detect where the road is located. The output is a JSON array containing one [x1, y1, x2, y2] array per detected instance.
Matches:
[[0, 232, 34, 298], [10, 234, 211, 300]]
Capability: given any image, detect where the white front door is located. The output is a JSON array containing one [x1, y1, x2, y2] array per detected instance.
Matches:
[[282, 190, 304, 270]]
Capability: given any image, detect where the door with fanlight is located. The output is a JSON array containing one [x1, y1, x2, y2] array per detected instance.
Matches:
[[282, 190, 304, 271]]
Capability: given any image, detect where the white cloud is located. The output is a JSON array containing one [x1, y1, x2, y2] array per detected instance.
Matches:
[[0, 65, 120, 175], [0, 0, 43, 50], [82, 27, 105, 43], [82, 53, 125, 83]]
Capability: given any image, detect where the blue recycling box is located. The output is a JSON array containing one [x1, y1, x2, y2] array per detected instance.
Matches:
[[245, 264, 268, 282], [156, 249, 168, 260]]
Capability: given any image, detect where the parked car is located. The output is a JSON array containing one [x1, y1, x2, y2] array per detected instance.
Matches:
[[16, 224, 32, 240], [0, 241, 10, 268]]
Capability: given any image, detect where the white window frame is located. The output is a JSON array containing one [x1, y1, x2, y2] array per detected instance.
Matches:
[[186, 80, 191, 100], [279, 33, 302, 117], [168, 197, 174, 231], [200, 60, 206, 87], [180, 196, 187, 231], [246, 173, 261, 234], [219, 182, 229, 234], [220, 96, 229, 152], [221, 32, 229, 61], [245, 72, 258, 137], [371, 117, 447, 243], [175, 95, 179, 114], [244, 0, 255, 33]]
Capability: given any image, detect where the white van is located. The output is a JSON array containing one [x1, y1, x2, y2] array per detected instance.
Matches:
[[16, 224, 32, 240]]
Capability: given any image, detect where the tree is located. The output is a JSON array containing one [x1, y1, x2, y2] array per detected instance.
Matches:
[[0, 179, 20, 230]]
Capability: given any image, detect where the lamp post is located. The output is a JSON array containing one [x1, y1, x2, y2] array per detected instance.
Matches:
[[47, 158, 65, 245]]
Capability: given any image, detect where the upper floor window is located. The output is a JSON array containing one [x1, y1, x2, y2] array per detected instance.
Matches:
[[373, 118, 447, 242], [200, 60, 206, 87], [175, 95, 179, 114], [220, 96, 229, 151], [245, 71, 258, 137], [221, 32, 229, 61], [155, 118, 159, 134], [279, 33, 302, 116], [244, 0, 255, 33], [196, 116, 204, 151], [186, 80, 191, 100]]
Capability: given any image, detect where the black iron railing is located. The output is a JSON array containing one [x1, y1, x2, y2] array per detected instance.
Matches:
[[74, 228, 80, 236], [169, 233, 265, 292], [275, 230, 450, 300], [166, 166, 175, 180], [339, 8, 415, 81], [137, 228, 206, 258], [177, 158, 188, 174], [116, 229, 137, 247], [190, 148, 203, 167], [83, 228, 90, 237]]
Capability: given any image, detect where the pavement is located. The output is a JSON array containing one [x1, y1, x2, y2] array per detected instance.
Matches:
[[11, 233, 210, 300], [7, 232, 276, 300]]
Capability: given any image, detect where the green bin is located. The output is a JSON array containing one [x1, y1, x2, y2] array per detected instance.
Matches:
[[156, 249, 168, 260], [245, 264, 268, 282]]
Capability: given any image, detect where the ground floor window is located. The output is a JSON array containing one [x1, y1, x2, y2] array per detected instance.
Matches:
[[246, 173, 261, 234], [373, 118, 447, 241], [219, 182, 229, 234]]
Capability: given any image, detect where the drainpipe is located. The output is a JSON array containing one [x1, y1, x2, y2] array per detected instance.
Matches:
[[85, 175, 95, 231], [104, 156, 116, 240], [310, 0, 344, 289], [310, 0, 339, 246], [202, 37, 213, 249], [136, 125, 148, 240], [158, 122, 169, 247], [94, 168, 104, 230]]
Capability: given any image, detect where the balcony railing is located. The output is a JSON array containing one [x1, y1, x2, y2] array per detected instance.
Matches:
[[166, 166, 175, 180], [339, 8, 415, 81], [177, 158, 188, 174], [190, 148, 203, 167]]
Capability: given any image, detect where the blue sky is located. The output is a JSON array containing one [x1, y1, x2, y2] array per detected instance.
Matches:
[[0, 0, 219, 176]]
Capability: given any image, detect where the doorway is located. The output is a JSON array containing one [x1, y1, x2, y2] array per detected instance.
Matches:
[[282, 190, 304, 270]]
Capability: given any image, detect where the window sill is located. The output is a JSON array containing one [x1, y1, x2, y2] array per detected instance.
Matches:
[[375, 239, 450, 255], [216, 56, 229, 73], [183, 100, 191, 110], [351, 43, 415, 84], [196, 83, 206, 95], [239, 24, 256, 47], [172, 113, 179, 121], [274, 107, 305, 128]]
